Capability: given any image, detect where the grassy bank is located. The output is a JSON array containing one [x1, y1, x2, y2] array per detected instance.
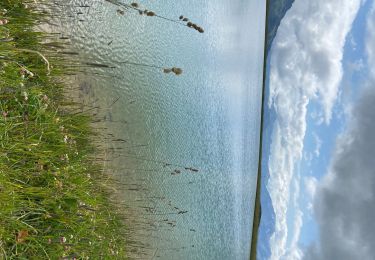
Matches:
[[0, 1, 126, 258]]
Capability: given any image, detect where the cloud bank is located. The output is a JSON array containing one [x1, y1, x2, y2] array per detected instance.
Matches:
[[303, 3, 375, 260], [267, 0, 361, 259]]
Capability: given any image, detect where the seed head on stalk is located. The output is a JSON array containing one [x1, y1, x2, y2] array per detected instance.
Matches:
[[107, 1, 205, 33]]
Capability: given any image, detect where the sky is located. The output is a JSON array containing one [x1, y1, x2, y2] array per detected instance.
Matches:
[[264, 0, 375, 259]]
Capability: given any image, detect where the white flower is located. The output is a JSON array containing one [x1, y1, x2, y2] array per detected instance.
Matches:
[[0, 19, 8, 25]]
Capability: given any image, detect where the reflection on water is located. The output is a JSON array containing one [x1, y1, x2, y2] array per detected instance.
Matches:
[[52, 0, 266, 259]]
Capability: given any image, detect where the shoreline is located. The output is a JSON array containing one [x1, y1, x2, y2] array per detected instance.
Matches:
[[0, 1, 127, 258]]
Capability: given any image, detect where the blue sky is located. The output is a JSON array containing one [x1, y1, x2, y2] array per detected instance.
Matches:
[[297, 1, 372, 249], [264, 0, 375, 259]]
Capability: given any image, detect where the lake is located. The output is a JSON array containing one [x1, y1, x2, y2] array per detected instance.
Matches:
[[53, 0, 266, 259]]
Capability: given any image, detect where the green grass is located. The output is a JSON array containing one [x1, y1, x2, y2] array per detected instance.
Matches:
[[0, 1, 126, 259]]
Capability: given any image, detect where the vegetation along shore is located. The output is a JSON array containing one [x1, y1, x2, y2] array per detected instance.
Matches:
[[0, 0, 127, 258]]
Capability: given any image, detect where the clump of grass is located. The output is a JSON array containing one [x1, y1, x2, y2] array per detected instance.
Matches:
[[0, 0, 126, 258]]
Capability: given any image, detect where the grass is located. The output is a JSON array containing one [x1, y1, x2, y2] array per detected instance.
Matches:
[[0, 1, 127, 259]]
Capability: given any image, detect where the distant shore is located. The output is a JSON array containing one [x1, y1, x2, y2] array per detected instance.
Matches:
[[250, 0, 270, 259]]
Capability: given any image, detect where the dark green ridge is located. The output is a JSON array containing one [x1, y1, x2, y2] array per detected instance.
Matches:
[[250, 0, 270, 259]]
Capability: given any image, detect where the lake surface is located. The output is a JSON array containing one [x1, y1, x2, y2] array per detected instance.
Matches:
[[53, 0, 266, 259]]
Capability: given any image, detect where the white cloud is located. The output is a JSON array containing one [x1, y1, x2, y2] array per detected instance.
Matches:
[[310, 111, 325, 126], [284, 209, 304, 260], [284, 172, 304, 260], [313, 133, 322, 158], [304, 176, 318, 200], [267, 0, 361, 259], [304, 176, 318, 215], [347, 58, 365, 72]]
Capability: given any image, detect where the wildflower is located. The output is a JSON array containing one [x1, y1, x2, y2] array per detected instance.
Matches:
[[56, 180, 63, 189], [20, 68, 34, 78], [16, 230, 29, 243], [23, 91, 28, 101], [2, 111, 8, 118], [64, 135, 68, 143], [60, 237, 67, 244], [0, 19, 8, 25]]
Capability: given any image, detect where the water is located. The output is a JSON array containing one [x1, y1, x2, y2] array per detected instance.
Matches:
[[53, 0, 266, 259]]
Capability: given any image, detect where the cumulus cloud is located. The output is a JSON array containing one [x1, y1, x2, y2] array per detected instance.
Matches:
[[303, 4, 375, 260], [269, 0, 361, 123], [267, 0, 361, 259]]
